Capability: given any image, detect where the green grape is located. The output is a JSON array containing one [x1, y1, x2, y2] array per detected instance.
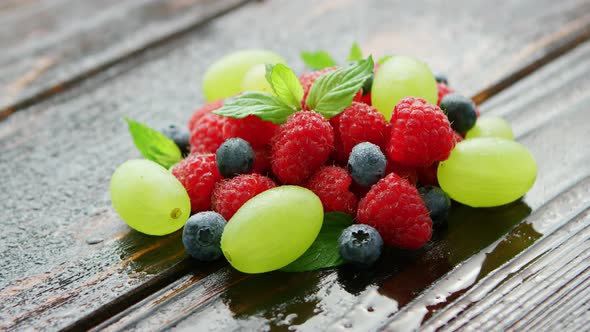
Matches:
[[241, 64, 274, 94], [371, 55, 438, 120], [110, 159, 191, 235], [203, 49, 286, 101], [466, 116, 514, 140], [221, 186, 323, 273], [438, 138, 537, 207]]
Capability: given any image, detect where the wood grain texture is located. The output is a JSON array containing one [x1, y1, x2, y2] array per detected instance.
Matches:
[[0, 0, 250, 118], [11, 0, 575, 330], [1, 0, 589, 330]]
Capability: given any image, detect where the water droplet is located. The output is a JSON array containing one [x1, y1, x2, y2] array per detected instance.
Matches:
[[86, 237, 104, 245]]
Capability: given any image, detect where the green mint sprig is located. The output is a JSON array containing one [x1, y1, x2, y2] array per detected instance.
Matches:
[[265, 63, 304, 109], [214, 63, 303, 124], [281, 212, 353, 272], [125, 117, 182, 169], [305, 56, 374, 119], [300, 50, 337, 70], [347, 42, 363, 61]]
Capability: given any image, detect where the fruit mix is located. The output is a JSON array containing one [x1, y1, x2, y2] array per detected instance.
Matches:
[[110, 44, 537, 273]]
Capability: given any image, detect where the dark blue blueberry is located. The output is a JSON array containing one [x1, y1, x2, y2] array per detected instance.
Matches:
[[338, 224, 383, 267], [215, 138, 254, 178], [347, 142, 386, 188], [439, 93, 477, 133], [182, 211, 226, 261], [434, 73, 449, 85], [418, 185, 451, 227], [161, 124, 190, 156]]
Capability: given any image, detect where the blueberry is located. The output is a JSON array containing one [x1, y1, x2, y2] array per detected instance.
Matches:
[[215, 138, 254, 178], [347, 142, 386, 188], [160, 124, 190, 156], [439, 93, 477, 133], [418, 185, 451, 227], [338, 224, 383, 267], [182, 211, 226, 261], [434, 73, 449, 85]]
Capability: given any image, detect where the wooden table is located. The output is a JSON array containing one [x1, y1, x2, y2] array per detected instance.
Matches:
[[1, 0, 589, 330]]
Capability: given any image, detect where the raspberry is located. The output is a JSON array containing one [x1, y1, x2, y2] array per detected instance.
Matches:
[[387, 97, 455, 167], [222, 115, 278, 148], [299, 67, 338, 109], [357, 173, 432, 249], [172, 154, 222, 212], [385, 160, 418, 186], [305, 166, 358, 215], [189, 113, 227, 154], [252, 146, 271, 174], [417, 162, 439, 186], [188, 99, 224, 132], [436, 82, 454, 106], [332, 102, 388, 163], [212, 174, 276, 220], [271, 111, 334, 184]]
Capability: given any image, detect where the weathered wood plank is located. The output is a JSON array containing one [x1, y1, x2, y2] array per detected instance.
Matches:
[[2, 0, 589, 330], [0, 0, 250, 118], [22, 0, 580, 330]]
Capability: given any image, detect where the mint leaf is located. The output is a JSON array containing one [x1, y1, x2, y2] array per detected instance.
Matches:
[[305, 56, 374, 119], [125, 118, 182, 169], [213, 92, 296, 124], [377, 55, 393, 65], [265, 63, 304, 109], [347, 42, 363, 61], [301, 50, 337, 70], [281, 212, 353, 272]]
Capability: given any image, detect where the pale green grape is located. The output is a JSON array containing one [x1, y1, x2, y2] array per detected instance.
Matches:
[[371, 55, 438, 120], [203, 49, 286, 101], [466, 116, 514, 140], [241, 64, 274, 94], [221, 186, 323, 273], [110, 159, 191, 235], [438, 138, 537, 207]]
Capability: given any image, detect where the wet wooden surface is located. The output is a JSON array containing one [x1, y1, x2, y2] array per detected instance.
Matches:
[[1, 0, 589, 331], [0, 0, 249, 118]]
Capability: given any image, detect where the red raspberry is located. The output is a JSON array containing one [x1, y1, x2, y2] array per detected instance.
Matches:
[[252, 146, 271, 174], [271, 111, 334, 184], [386, 160, 418, 186], [359, 92, 372, 106], [222, 115, 278, 148], [331, 102, 388, 163], [387, 97, 455, 167], [188, 99, 224, 132], [172, 154, 221, 213], [417, 162, 439, 186], [212, 174, 276, 220], [305, 166, 358, 215], [437, 82, 454, 106], [357, 173, 432, 249], [189, 113, 227, 154]]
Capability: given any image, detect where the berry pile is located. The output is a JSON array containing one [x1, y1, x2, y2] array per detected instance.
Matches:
[[110, 45, 537, 274]]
